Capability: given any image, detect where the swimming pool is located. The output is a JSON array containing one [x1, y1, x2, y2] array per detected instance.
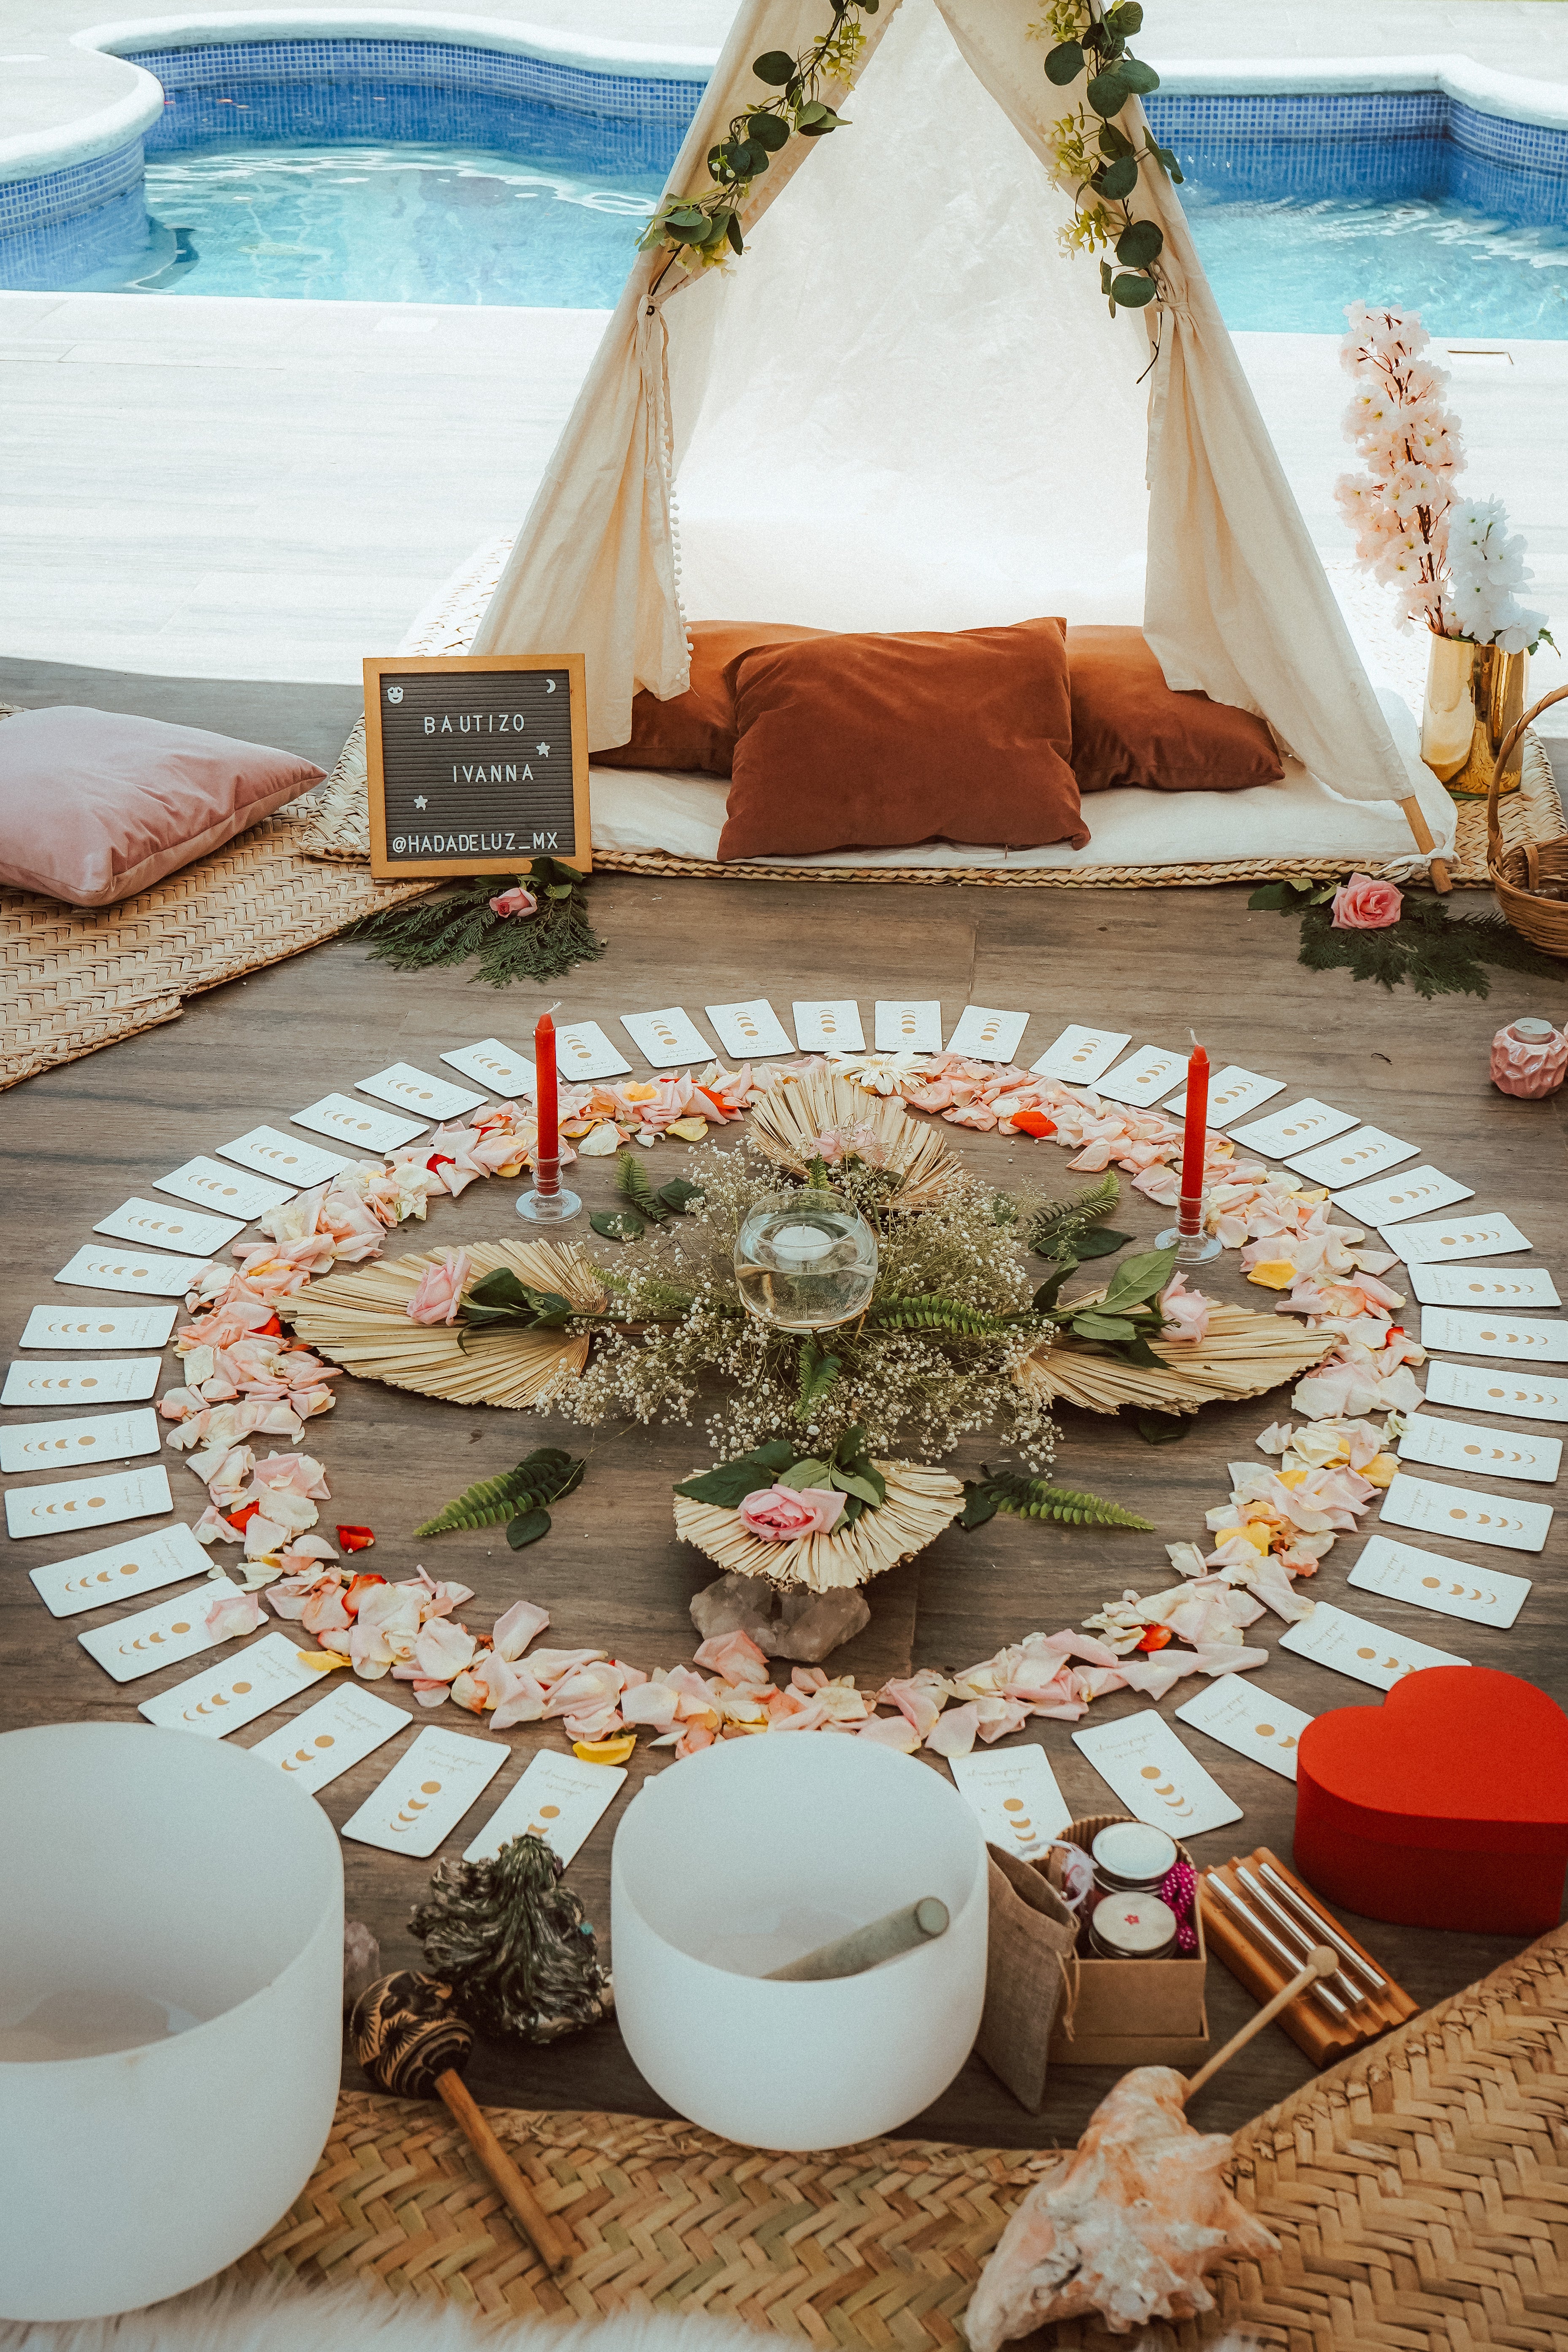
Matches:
[[65, 143, 660, 306]]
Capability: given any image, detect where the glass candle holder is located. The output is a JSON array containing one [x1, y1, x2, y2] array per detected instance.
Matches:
[[734, 1188, 877, 1334]]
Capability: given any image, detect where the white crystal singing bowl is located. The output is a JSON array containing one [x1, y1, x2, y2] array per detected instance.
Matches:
[[0, 1722, 343, 2320], [611, 1733, 987, 2149]]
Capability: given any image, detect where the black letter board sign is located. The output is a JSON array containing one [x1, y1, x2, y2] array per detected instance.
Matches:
[[363, 653, 591, 878]]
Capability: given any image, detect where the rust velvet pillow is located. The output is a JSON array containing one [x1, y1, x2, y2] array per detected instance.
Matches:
[[594, 620, 828, 775], [718, 618, 1086, 863], [1067, 625, 1284, 793]]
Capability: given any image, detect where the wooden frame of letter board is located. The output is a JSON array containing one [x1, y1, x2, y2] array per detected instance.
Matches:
[[363, 653, 592, 879]]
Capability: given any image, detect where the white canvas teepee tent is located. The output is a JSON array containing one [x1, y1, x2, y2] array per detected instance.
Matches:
[[470, 0, 1456, 877]]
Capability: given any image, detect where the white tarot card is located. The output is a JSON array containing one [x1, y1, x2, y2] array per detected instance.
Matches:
[[464, 1750, 628, 1865], [1408, 1263, 1560, 1310], [703, 999, 795, 1061], [157, 1154, 295, 1222], [1348, 1533, 1531, 1632], [6, 1462, 172, 1541], [1095, 1046, 1188, 1108], [1333, 1167, 1473, 1227], [440, 1038, 537, 1098], [1426, 1360, 1568, 1424], [55, 1245, 209, 1299], [948, 1747, 1072, 1857], [1398, 1411, 1560, 1485], [292, 1092, 427, 1153], [618, 1007, 715, 1068], [78, 1575, 246, 1684], [20, 1302, 176, 1351], [1072, 1710, 1243, 1837], [1, 1406, 161, 1476], [1174, 1678, 1314, 1782], [94, 1198, 243, 1257], [218, 1126, 355, 1186], [945, 1005, 1029, 1063], [1164, 1066, 1286, 1128], [357, 1062, 485, 1121], [247, 1683, 409, 1793], [3, 1358, 161, 1408], [552, 1020, 633, 1080], [1421, 1306, 1568, 1364], [1029, 1025, 1130, 1086], [1381, 1210, 1531, 1267], [1279, 1600, 1468, 1689], [139, 1635, 321, 1736], [1288, 1126, 1417, 1187], [1229, 1098, 1359, 1158], [875, 1001, 943, 1053], [1380, 1468, 1552, 1554], [341, 1726, 507, 1857], [792, 999, 866, 1054], [29, 1521, 211, 1619]]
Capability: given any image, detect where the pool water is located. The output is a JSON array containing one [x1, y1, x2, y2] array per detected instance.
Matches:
[[1183, 193, 1568, 337], [68, 143, 661, 306]]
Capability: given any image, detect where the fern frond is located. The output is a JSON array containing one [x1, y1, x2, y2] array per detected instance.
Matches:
[[797, 1337, 842, 1413], [416, 1447, 584, 1537], [617, 1148, 667, 1220], [1029, 1172, 1120, 1261], [963, 1465, 1152, 1530], [870, 1294, 1018, 1335]]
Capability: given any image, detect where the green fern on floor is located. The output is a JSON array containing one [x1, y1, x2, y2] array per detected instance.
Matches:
[[350, 857, 606, 986], [1250, 880, 1564, 1001], [415, 1446, 586, 1547], [959, 1465, 1154, 1531]]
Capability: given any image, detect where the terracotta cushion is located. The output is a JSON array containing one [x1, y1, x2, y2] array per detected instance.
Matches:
[[594, 620, 828, 775], [0, 705, 325, 908], [1067, 625, 1284, 793], [718, 618, 1086, 862]]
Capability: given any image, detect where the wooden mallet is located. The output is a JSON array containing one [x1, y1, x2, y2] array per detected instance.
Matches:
[[351, 1969, 572, 2274], [1183, 1944, 1339, 2100]]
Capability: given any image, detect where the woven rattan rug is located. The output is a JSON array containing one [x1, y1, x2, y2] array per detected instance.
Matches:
[[226, 1922, 1568, 2350], [301, 716, 1561, 893], [0, 712, 436, 1092]]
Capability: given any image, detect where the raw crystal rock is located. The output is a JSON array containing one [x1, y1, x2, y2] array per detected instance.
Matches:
[[342, 1918, 382, 2014], [689, 1573, 870, 1664], [965, 2066, 1278, 2344]]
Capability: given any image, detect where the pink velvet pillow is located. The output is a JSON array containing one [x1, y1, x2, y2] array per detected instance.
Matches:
[[0, 706, 325, 907]]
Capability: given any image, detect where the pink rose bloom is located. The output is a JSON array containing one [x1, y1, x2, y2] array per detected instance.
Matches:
[[1330, 873, 1402, 929], [405, 1248, 471, 1325], [488, 884, 537, 919], [1159, 1270, 1213, 1343], [736, 1483, 846, 1541]]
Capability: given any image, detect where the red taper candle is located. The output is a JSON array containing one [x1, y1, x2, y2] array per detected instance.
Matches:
[[533, 1009, 559, 1172], [1178, 1041, 1209, 1235]]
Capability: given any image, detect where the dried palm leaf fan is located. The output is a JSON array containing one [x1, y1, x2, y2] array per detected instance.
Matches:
[[287, 1239, 603, 1409], [1488, 683, 1568, 954], [749, 1072, 966, 1206], [673, 1460, 967, 1595], [1022, 1299, 1336, 1416]]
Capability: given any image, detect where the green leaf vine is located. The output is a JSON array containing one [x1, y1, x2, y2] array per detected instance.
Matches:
[[959, 1465, 1154, 1531], [1038, 0, 1181, 315], [415, 1445, 587, 1548], [1249, 877, 1565, 1000], [642, 0, 875, 269], [348, 857, 604, 988]]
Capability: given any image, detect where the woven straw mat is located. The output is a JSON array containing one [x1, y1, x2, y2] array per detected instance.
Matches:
[[298, 715, 1562, 894], [227, 1921, 1568, 2351], [0, 710, 437, 1092]]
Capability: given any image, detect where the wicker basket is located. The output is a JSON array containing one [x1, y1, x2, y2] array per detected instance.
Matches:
[[1487, 682, 1568, 954]]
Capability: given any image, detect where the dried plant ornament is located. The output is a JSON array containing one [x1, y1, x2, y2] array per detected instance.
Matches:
[[411, 1832, 614, 2045], [1024, 1297, 1337, 1417], [674, 1458, 967, 1594], [748, 1069, 967, 1207]]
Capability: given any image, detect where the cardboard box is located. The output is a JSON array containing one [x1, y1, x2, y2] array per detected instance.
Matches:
[[1046, 1813, 1210, 2067]]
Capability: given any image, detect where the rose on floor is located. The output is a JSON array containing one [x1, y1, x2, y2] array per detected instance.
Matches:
[[487, 883, 537, 919], [1330, 873, 1402, 930]]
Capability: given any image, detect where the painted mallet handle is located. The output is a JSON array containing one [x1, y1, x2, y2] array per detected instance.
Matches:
[[435, 2067, 573, 2274], [766, 1897, 949, 1981], [1183, 1945, 1339, 2100]]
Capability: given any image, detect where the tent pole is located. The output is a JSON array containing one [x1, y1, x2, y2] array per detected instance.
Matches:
[[1398, 795, 1452, 894]]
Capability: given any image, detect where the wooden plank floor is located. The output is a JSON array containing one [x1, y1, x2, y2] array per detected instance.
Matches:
[[3, 873, 1565, 2151]]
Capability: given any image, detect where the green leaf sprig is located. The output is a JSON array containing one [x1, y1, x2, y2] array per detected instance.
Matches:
[[1039, 0, 1182, 316], [349, 856, 603, 988], [675, 1421, 887, 1525], [1053, 1242, 1179, 1367], [959, 1465, 1153, 1531], [598, 1150, 706, 1242], [456, 1267, 579, 1348], [1249, 877, 1565, 1000], [415, 1445, 586, 1549]]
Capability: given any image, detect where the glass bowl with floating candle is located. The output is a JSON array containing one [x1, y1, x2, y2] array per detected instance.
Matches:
[[733, 1188, 877, 1334], [0, 1722, 342, 2320]]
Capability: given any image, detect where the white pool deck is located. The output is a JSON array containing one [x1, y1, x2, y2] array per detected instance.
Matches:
[[0, 1, 1565, 750]]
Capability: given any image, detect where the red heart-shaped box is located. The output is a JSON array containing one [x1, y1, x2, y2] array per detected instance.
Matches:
[[1295, 1665, 1568, 1933]]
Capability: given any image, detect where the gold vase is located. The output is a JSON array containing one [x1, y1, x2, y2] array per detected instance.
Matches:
[[1419, 635, 1527, 795]]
